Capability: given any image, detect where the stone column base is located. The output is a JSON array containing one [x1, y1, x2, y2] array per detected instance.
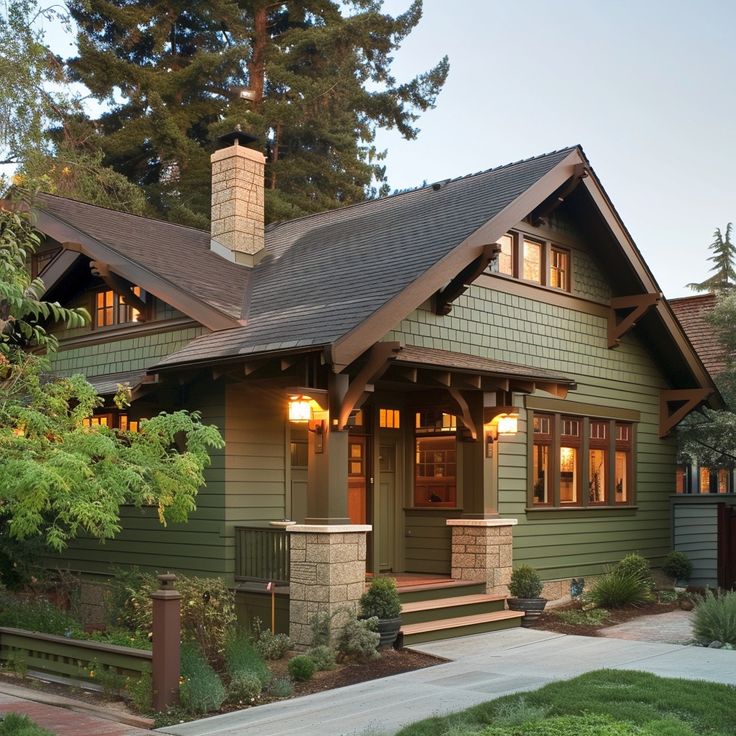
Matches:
[[288, 524, 371, 649], [447, 518, 517, 596]]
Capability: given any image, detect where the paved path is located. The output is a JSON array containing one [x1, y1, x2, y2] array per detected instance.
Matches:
[[0, 682, 155, 736], [159, 628, 736, 736], [599, 609, 695, 645]]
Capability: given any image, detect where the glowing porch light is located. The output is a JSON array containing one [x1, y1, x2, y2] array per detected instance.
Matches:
[[496, 412, 519, 436], [288, 395, 312, 423]]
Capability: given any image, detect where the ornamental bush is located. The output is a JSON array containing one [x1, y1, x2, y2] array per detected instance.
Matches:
[[308, 644, 336, 671], [508, 565, 543, 599], [614, 553, 654, 591], [179, 644, 226, 715], [359, 577, 401, 619], [693, 590, 736, 646], [224, 630, 271, 686], [336, 612, 379, 662], [287, 654, 316, 682], [251, 618, 292, 660], [587, 568, 653, 609], [663, 551, 693, 582], [227, 671, 262, 705]]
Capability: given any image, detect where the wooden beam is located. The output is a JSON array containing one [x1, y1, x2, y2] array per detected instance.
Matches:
[[608, 293, 661, 348], [509, 380, 535, 394], [659, 388, 712, 438], [529, 163, 587, 226], [394, 366, 418, 383], [280, 357, 295, 372], [534, 381, 570, 399], [336, 342, 401, 429], [434, 242, 501, 316], [448, 388, 478, 440], [89, 260, 148, 318], [451, 373, 482, 390]]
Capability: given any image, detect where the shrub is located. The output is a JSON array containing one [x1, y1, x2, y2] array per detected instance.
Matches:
[[0, 712, 55, 736], [359, 577, 401, 619], [179, 643, 226, 715], [693, 590, 736, 646], [288, 654, 316, 682], [0, 590, 82, 637], [251, 618, 292, 660], [86, 628, 151, 650], [126, 671, 152, 714], [508, 565, 543, 599], [663, 551, 693, 582], [310, 611, 332, 647], [308, 644, 336, 671], [553, 608, 609, 626], [586, 568, 653, 608], [224, 630, 271, 686], [227, 671, 262, 705], [336, 613, 379, 662], [615, 553, 654, 590], [269, 676, 294, 698]]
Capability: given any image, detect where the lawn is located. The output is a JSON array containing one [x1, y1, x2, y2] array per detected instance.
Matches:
[[395, 669, 736, 736]]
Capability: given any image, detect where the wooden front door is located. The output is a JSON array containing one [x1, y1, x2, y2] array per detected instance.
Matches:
[[718, 503, 736, 589], [348, 436, 367, 525]]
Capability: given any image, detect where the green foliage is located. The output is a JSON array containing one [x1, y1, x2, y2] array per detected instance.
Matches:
[[251, 618, 292, 660], [85, 628, 151, 650], [3, 651, 28, 678], [67, 1, 448, 225], [310, 611, 332, 647], [269, 676, 294, 698], [478, 712, 691, 735], [336, 612, 379, 663], [308, 644, 336, 671], [0, 590, 82, 636], [360, 577, 401, 619], [88, 659, 126, 697], [508, 565, 543, 599], [117, 573, 235, 661], [179, 643, 226, 715], [492, 697, 550, 726], [662, 552, 693, 582], [126, 671, 152, 714], [688, 224, 736, 294], [553, 608, 610, 627], [614, 554, 653, 588], [586, 568, 653, 609], [227, 671, 262, 705], [693, 590, 736, 646], [0, 713, 55, 736], [287, 654, 316, 682], [224, 630, 270, 686]]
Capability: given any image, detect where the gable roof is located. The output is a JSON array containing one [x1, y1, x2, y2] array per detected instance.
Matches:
[[670, 293, 725, 376]]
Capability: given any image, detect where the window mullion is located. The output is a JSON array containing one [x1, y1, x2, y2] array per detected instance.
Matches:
[[581, 417, 590, 508], [607, 420, 616, 505], [553, 413, 561, 507]]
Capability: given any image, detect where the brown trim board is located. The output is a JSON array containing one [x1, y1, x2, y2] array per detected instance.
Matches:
[[525, 395, 641, 422]]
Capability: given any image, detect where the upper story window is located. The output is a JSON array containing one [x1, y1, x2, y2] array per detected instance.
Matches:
[[82, 413, 141, 432], [490, 231, 571, 292], [95, 288, 145, 328]]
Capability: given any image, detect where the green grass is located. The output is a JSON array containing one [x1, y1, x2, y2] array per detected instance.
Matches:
[[0, 713, 54, 736], [395, 670, 736, 736]]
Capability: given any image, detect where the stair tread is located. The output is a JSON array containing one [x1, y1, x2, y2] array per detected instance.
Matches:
[[401, 610, 524, 634], [397, 579, 485, 595], [401, 594, 506, 613]]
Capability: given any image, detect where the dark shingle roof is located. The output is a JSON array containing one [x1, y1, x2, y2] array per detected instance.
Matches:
[[154, 147, 577, 369], [35, 194, 250, 319], [669, 293, 725, 376]]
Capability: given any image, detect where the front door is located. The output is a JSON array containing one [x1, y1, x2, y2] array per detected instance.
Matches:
[[377, 442, 397, 572], [348, 436, 367, 525]]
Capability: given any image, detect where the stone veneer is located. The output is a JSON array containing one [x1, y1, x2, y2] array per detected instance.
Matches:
[[210, 142, 265, 266], [288, 525, 371, 649], [447, 518, 517, 596]]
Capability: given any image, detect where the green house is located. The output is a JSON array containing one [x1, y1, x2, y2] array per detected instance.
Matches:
[[24, 140, 721, 643]]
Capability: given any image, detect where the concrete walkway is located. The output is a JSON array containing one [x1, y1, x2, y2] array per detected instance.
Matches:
[[159, 628, 736, 736], [599, 609, 695, 645]]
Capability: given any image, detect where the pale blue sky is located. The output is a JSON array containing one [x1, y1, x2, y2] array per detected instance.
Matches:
[[41, 0, 735, 298]]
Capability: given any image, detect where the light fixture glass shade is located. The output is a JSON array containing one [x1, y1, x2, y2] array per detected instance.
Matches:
[[288, 396, 312, 423], [497, 413, 518, 435]]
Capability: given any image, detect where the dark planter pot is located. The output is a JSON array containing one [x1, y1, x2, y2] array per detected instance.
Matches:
[[507, 597, 547, 628], [375, 617, 402, 649]]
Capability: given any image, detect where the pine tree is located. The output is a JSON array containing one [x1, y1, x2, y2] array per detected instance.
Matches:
[[688, 223, 736, 293], [67, 1, 448, 224]]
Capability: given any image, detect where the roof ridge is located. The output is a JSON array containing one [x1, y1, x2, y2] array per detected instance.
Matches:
[[267, 145, 581, 232]]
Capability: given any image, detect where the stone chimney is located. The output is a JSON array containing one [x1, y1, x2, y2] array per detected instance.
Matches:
[[210, 129, 266, 267]]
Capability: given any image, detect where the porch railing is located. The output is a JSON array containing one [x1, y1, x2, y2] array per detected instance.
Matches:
[[234, 526, 290, 585]]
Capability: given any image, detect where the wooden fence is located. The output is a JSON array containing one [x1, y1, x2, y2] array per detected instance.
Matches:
[[235, 526, 290, 584]]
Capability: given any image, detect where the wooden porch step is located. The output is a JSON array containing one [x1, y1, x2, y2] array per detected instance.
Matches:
[[401, 594, 506, 625], [397, 579, 486, 603], [401, 610, 524, 645]]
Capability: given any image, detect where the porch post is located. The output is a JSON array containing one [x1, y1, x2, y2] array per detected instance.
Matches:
[[458, 392, 497, 518]]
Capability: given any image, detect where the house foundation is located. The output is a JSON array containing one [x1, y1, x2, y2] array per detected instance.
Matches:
[[447, 518, 517, 596], [288, 524, 371, 648]]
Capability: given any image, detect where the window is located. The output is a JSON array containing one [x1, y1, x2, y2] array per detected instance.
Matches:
[[290, 440, 308, 466], [83, 413, 141, 432], [414, 411, 457, 507], [379, 408, 400, 429], [675, 465, 690, 494], [94, 287, 145, 328], [489, 230, 572, 292], [698, 467, 730, 494], [531, 412, 635, 508]]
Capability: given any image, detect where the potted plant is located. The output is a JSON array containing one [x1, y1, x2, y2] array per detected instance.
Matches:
[[663, 550, 693, 593], [359, 577, 402, 648], [507, 564, 546, 627]]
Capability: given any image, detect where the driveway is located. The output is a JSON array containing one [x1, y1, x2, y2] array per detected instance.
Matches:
[[159, 628, 736, 736]]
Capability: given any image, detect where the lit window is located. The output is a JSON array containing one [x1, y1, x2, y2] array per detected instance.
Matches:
[[379, 408, 401, 429], [522, 239, 542, 283], [532, 415, 552, 505], [82, 413, 141, 432], [614, 423, 632, 503], [494, 234, 514, 276], [95, 287, 144, 328], [550, 247, 570, 291], [588, 421, 608, 504]]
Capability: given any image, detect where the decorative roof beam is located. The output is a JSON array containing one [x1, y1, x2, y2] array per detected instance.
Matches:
[[608, 293, 662, 348], [528, 163, 588, 226], [448, 388, 478, 440], [434, 242, 501, 316], [89, 260, 148, 317], [660, 388, 712, 438]]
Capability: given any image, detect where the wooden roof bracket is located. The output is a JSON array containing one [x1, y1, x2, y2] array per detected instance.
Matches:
[[659, 388, 712, 438], [448, 388, 478, 440], [336, 341, 402, 430], [529, 163, 588, 226], [89, 259, 148, 319], [608, 292, 662, 348], [434, 242, 501, 316]]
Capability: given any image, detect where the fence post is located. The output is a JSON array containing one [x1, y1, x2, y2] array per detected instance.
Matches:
[[151, 573, 181, 711]]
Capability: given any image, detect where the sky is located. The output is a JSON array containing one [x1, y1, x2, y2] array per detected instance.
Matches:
[[38, 0, 735, 299]]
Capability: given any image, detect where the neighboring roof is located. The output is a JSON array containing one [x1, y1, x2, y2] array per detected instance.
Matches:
[[154, 147, 578, 370], [669, 293, 725, 376], [33, 193, 250, 321], [394, 345, 576, 386]]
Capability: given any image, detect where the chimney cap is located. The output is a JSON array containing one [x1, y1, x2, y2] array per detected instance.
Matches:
[[217, 127, 258, 149]]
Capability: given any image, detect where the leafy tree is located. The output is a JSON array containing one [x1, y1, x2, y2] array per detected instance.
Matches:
[[688, 223, 736, 293], [0, 200, 224, 551], [67, 0, 449, 224]]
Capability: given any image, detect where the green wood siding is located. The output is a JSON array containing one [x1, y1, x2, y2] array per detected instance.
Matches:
[[404, 510, 454, 574]]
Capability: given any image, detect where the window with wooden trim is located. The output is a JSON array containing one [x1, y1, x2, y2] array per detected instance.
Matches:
[[522, 238, 543, 284], [530, 411, 635, 508], [550, 247, 570, 291], [414, 410, 457, 507], [82, 413, 141, 432], [379, 408, 401, 429], [698, 467, 730, 494], [94, 287, 145, 328], [495, 233, 514, 276]]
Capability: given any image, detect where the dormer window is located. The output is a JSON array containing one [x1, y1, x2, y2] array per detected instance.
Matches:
[[94, 287, 145, 328]]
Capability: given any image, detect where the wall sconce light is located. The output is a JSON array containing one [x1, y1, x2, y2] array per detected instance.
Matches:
[[484, 408, 519, 458], [288, 395, 312, 423]]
